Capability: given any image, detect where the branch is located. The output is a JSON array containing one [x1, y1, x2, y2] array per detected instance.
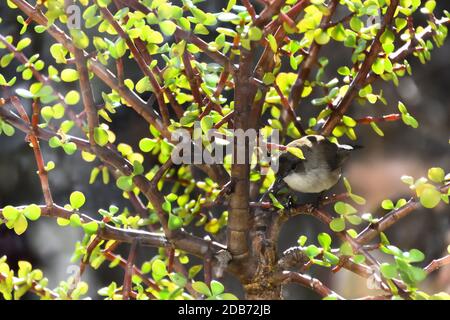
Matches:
[[365, 16, 450, 85], [289, 0, 338, 110], [356, 114, 401, 124], [95, 2, 170, 126], [0, 270, 59, 299], [9, 97, 53, 206], [255, 0, 287, 28], [0, 33, 82, 127], [227, 49, 257, 260], [321, 0, 400, 136], [425, 255, 450, 274], [0, 109, 228, 261], [10, 0, 168, 137], [273, 271, 343, 299], [0, 204, 226, 260], [122, 239, 138, 300], [356, 183, 449, 244]]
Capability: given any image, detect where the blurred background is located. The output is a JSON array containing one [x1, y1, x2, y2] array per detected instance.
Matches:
[[0, 1, 449, 299]]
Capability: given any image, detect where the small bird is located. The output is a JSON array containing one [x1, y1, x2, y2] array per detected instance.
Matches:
[[263, 135, 360, 202]]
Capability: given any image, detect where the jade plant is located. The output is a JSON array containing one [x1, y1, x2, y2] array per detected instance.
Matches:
[[0, 0, 449, 300]]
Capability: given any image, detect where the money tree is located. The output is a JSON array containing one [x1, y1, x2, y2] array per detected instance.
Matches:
[[0, 0, 449, 300]]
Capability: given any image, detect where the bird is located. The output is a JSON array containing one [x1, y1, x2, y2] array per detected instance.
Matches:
[[262, 135, 360, 203]]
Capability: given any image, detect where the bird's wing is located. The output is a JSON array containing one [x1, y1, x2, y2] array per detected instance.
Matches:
[[277, 151, 305, 179], [314, 138, 341, 170]]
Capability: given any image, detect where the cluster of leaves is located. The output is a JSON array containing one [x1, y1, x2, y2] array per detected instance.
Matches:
[[0, 0, 449, 300], [0, 257, 54, 300]]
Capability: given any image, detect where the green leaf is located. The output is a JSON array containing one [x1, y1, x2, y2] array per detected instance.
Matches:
[[381, 199, 394, 210], [419, 187, 441, 209], [408, 266, 427, 284], [139, 138, 156, 152], [62, 142, 77, 155], [70, 191, 86, 209], [248, 27, 262, 41], [97, 0, 111, 8], [380, 263, 397, 279], [133, 161, 144, 175], [287, 147, 305, 159], [267, 34, 277, 53], [350, 193, 366, 205], [268, 193, 284, 209], [14, 214, 28, 235], [314, 29, 330, 45], [70, 29, 89, 49], [371, 58, 385, 75], [298, 235, 307, 246], [82, 221, 98, 234], [398, 102, 408, 114], [1, 53, 14, 68], [334, 202, 357, 215], [65, 90, 80, 105], [23, 204, 41, 221], [217, 12, 240, 22], [61, 69, 79, 82], [1, 122, 15, 136], [159, 20, 177, 36], [188, 265, 203, 279], [168, 213, 183, 230], [94, 127, 109, 146], [57, 217, 70, 226], [340, 242, 353, 256], [323, 251, 339, 265], [406, 249, 425, 263], [350, 17, 363, 32], [428, 167, 445, 183], [49, 136, 62, 148], [168, 272, 187, 287], [2, 206, 19, 221], [317, 232, 331, 250], [192, 281, 212, 297], [370, 122, 384, 136], [330, 217, 345, 232], [210, 280, 224, 296], [200, 115, 214, 134], [152, 259, 167, 281], [353, 255, 365, 264], [16, 37, 31, 51], [116, 176, 134, 192], [216, 293, 239, 300], [402, 113, 419, 129], [337, 66, 350, 76], [346, 214, 362, 225], [305, 245, 321, 258]]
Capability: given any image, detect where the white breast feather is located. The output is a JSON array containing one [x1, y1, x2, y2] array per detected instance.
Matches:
[[282, 169, 341, 193]]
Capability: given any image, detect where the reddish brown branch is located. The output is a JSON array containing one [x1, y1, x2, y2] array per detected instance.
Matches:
[[0, 33, 81, 127], [274, 271, 342, 299], [0, 270, 59, 299], [95, 3, 170, 126], [425, 255, 450, 274], [242, 0, 257, 22], [321, 0, 400, 135], [356, 114, 401, 124], [11, 0, 167, 137], [10, 97, 53, 206], [123, 239, 139, 300], [289, 0, 338, 110]]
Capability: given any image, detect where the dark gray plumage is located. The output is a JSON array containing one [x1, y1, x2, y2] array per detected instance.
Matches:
[[265, 135, 357, 198]]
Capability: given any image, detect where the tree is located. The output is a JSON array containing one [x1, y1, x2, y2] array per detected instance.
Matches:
[[0, 0, 449, 300]]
